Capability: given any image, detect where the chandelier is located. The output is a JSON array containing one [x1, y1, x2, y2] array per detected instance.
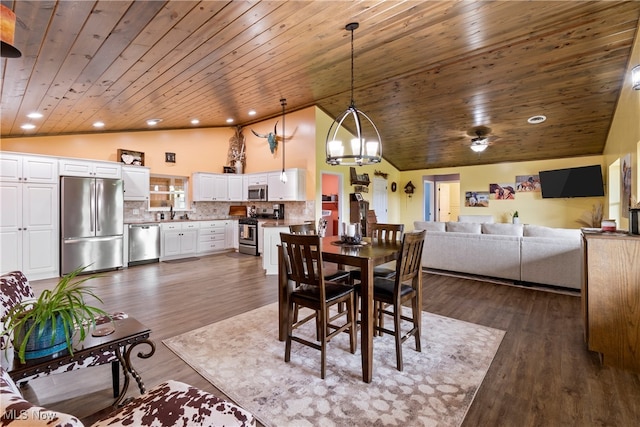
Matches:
[[326, 23, 382, 166]]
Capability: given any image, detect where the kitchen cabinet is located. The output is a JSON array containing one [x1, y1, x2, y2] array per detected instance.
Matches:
[[197, 221, 227, 254], [228, 175, 243, 201], [246, 173, 268, 186], [267, 168, 305, 201], [0, 153, 58, 183], [59, 158, 122, 178], [192, 173, 228, 201], [0, 181, 58, 280], [583, 232, 640, 373], [122, 165, 150, 201], [262, 225, 289, 274], [226, 220, 238, 249], [160, 222, 199, 260]]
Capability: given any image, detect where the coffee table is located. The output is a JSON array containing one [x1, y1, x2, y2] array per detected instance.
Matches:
[[7, 316, 155, 407]]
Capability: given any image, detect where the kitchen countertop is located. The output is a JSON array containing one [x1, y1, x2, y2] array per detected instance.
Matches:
[[125, 217, 242, 224], [260, 220, 313, 228]]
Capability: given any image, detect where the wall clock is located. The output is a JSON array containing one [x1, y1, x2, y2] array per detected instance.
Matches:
[[391, 182, 397, 192]]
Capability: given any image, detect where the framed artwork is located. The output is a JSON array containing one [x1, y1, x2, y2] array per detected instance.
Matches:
[[354, 193, 364, 201], [489, 183, 516, 199], [118, 149, 144, 166], [622, 153, 632, 217], [515, 175, 541, 192], [465, 191, 489, 207], [165, 152, 176, 163]]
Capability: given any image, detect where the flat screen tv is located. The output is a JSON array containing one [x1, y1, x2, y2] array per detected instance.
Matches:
[[539, 165, 604, 198]]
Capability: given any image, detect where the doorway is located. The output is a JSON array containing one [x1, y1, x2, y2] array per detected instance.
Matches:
[[321, 172, 343, 236], [372, 177, 388, 223], [423, 174, 460, 222]]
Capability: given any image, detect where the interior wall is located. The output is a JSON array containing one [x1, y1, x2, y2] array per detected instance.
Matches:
[[602, 26, 640, 231], [399, 155, 605, 229]]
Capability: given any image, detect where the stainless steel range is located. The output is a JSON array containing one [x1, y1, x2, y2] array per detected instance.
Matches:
[[238, 217, 259, 255]]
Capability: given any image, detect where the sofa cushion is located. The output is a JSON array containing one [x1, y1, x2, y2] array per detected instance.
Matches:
[[413, 221, 446, 232], [458, 215, 494, 223], [446, 222, 481, 233], [482, 223, 524, 236], [523, 224, 581, 240]]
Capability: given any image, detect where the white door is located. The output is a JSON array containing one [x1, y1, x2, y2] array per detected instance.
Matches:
[[423, 180, 434, 221], [372, 177, 388, 223], [22, 183, 58, 277], [437, 182, 451, 221]]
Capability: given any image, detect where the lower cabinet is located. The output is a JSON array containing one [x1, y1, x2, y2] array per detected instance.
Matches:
[[197, 221, 227, 254], [262, 225, 289, 275], [160, 222, 199, 260]]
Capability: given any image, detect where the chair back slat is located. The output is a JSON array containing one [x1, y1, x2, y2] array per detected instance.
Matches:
[[370, 223, 404, 243], [289, 223, 317, 235], [395, 230, 426, 286]]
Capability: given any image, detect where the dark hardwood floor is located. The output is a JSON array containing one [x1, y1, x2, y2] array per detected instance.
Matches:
[[22, 253, 640, 426]]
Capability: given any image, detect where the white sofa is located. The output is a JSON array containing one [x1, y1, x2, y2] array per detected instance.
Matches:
[[414, 220, 583, 290]]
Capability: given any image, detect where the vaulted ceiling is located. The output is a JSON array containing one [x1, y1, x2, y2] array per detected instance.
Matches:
[[1, 1, 638, 171]]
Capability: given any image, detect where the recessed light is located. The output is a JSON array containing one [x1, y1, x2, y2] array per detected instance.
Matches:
[[191, 118, 200, 125], [226, 118, 234, 123], [527, 115, 547, 124], [146, 119, 162, 126], [93, 121, 105, 128], [21, 124, 36, 130], [26, 112, 43, 119], [248, 110, 256, 116]]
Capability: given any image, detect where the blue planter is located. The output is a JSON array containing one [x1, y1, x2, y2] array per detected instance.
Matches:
[[16, 315, 71, 360]]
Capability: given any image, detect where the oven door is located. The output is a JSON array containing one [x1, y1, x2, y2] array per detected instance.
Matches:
[[239, 223, 258, 255]]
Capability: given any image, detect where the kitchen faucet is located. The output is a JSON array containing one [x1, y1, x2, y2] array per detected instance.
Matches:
[[170, 205, 175, 220]]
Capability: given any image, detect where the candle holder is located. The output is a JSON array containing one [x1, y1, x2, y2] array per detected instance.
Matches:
[[341, 222, 362, 244]]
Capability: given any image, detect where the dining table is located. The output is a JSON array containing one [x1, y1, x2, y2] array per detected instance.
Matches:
[[277, 235, 405, 383]]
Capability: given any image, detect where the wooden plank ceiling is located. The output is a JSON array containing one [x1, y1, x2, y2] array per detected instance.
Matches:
[[1, 1, 638, 171]]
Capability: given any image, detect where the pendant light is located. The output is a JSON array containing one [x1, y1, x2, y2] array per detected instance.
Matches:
[[279, 98, 287, 182], [326, 23, 382, 166]]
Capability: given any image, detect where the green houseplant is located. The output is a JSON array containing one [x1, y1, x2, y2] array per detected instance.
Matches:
[[3, 265, 110, 363], [512, 210, 520, 224]]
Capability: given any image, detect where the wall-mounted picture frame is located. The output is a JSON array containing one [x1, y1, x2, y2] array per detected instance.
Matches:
[[354, 193, 364, 201], [118, 149, 144, 166], [515, 175, 541, 192], [165, 152, 176, 163]]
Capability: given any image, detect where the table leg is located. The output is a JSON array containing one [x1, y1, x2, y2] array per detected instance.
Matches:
[[113, 338, 156, 407], [360, 259, 374, 383]]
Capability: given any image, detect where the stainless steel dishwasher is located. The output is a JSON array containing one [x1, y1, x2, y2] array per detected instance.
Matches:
[[128, 224, 160, 265]]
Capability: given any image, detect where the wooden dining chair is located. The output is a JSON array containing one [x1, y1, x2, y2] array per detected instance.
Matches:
[[373, 230, 426, 371], [289, 223, 351, 283], [350, 223, 405, 283], [280, 233, 357, 379]]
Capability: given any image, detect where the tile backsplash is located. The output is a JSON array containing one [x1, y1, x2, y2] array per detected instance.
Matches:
[[124, 200, 315, 223]]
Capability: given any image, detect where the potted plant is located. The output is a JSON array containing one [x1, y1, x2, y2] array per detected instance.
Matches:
[[512, 211, 520, 224], [3, 265, 110, 364]]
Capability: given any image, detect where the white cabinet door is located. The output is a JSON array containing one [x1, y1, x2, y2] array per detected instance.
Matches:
[[224, 220, 237, 249], [59, 158, 121, 178], [162, 230, 182, 258], [262, 226, 288, 274], [228, 175, 243, 201], [161, 222, 199, 259], [267, 169, 305, 201], [0, 153, 58, 183], [193, 173, 229, 201], [180, 229, 198, 255], [246, 173, 268, 186], [213, 175, 228, 201], [122, 166, 150, 201], [0, 181, 58, 279]]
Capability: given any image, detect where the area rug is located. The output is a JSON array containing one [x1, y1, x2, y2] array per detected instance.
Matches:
[[163, 303, 504, 427]]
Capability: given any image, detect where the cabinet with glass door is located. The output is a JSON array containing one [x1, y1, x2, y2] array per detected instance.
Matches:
[[149, 175, 188, 211]]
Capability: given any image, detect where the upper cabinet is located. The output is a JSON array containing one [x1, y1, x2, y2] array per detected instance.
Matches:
[[228, 175, 243, 201], [267, 168, 306, 201], [122, 165, 150, 201], [59, 158, 122, 178], [192, 173, 229, 201], [0, 153, 58, 183]]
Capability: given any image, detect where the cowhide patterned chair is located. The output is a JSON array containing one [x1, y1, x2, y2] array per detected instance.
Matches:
[[0, 271, 124, 394], [1, 367, 256, 426]]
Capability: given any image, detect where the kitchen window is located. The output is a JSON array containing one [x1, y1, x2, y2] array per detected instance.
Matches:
[[149, 174, 188, 210]]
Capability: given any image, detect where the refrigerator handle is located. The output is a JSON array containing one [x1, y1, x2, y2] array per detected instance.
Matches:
[[90, 179, 96, 232], [95, 179, 102, 232]]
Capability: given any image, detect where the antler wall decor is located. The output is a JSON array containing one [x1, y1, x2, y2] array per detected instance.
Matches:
[[251, 122, 279, 154]]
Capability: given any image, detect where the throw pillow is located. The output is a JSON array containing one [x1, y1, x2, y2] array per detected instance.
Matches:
[[413, 221, 446, 232], [446, 222, 481, 233], [482, 223, 524, 236]]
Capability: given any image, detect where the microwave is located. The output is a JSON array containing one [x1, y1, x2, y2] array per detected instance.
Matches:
[[248, 184, 268, 201]]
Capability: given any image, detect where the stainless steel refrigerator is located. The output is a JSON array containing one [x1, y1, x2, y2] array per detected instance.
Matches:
[[60, 176, 124, 275]]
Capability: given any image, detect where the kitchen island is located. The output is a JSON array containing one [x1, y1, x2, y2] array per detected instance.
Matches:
[[262, 220, 313, 274]]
